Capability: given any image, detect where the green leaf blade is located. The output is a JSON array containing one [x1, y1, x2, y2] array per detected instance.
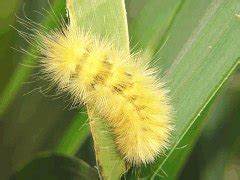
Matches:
[[67, 0, 129, 179], [55, 110, 90, 155], [143, 0, 240, 178], [11, 153, 98, 180], [127, 0, 184, 57], [0, 0, 66, 116], [68, 0, 129, 51]]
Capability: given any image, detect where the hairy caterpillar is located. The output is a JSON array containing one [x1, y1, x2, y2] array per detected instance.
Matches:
[[24, 10, 173, 165]]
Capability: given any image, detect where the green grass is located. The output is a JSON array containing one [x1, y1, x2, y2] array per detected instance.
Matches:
[[0, 0, 240, 179]]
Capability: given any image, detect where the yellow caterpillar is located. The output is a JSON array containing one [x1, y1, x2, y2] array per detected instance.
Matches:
[[37, 24, 173, 165]]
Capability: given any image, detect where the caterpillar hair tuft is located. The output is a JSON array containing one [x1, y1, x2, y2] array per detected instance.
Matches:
[[30, 17, 173, 165]]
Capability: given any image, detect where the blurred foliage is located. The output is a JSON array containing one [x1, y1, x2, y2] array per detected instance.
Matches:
[[0, 0, 82, 179], [180, 68, 240, 180], [127, 0, 240, 178], [11, 153, 98, 180], [0, 0, 239, 179], [0, 0, 21, 92]]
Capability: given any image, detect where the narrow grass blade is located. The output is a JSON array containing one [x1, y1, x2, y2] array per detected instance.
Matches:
[[55, 110, 90, 155], [67, 0, 129, 179], [140, 0, 240, 178], [0, 0, 65, 116], [11, 153, 98, 180], [127, 0, 184, 57]]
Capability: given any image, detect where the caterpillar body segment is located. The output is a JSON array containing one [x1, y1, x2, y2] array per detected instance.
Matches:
[[38, 26, 173, 165]]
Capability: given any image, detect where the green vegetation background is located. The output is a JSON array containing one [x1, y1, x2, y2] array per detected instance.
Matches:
[[0, 0, 239, 179]]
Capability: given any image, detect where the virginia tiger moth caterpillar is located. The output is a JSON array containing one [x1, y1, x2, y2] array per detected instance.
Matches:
[[20, 5, 173, 166]]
